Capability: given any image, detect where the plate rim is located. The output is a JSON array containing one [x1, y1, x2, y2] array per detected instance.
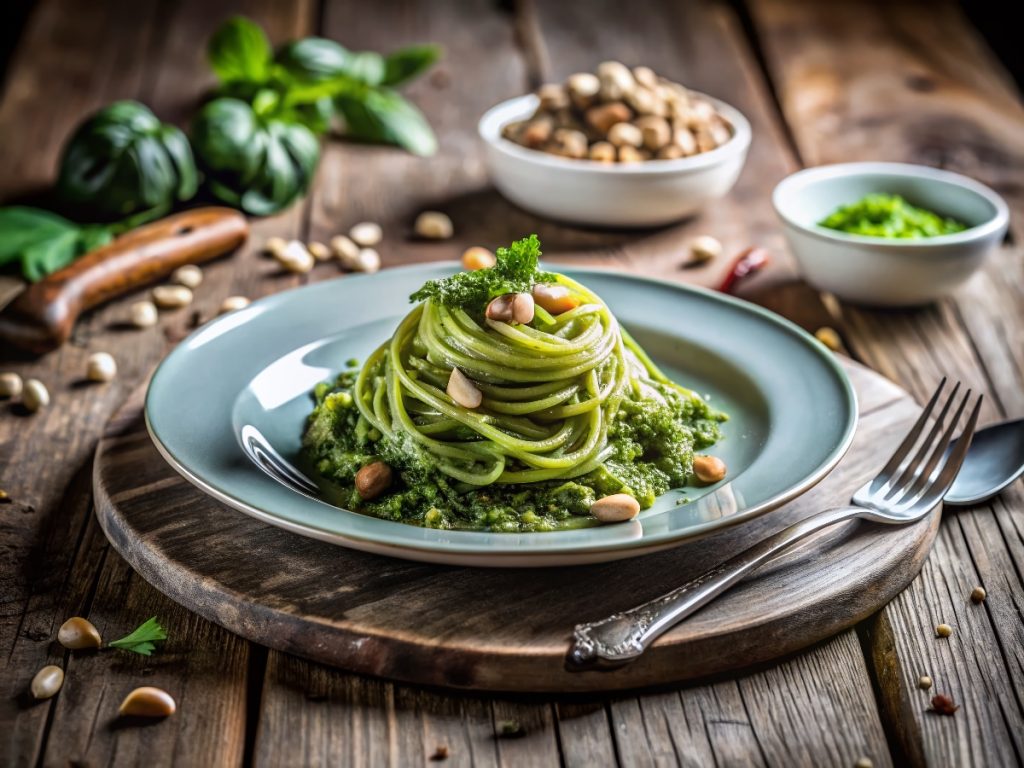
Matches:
[[145, 264, 857, 564]]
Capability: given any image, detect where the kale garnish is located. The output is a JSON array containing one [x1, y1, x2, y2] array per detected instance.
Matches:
[[409, 234, 556, 311]]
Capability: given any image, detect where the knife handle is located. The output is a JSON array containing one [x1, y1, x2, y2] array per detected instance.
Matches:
[[0, 207, 249, 355]]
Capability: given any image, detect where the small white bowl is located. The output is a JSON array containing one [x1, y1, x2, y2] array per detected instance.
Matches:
[[478, 94, 751, 227], [773, 163, 1009, 306]]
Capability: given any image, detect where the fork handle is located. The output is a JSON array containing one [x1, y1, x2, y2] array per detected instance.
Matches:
[[568, 506, 862, 669]]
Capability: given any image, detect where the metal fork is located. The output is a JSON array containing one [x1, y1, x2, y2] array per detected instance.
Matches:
[[568, 379, 982, 669]]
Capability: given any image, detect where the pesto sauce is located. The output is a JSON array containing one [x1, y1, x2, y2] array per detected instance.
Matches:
[[302, 368, 727, 533], [819, 193, 967, 239]]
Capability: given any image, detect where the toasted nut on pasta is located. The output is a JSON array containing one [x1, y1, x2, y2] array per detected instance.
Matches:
[[447, 367, 483, 409], [591, 493, 640, 523], [355, 461, 393, 501]]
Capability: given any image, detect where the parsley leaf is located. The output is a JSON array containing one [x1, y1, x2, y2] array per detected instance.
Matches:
[[410, 235, 556, 311], [108, 617, 167, 657]]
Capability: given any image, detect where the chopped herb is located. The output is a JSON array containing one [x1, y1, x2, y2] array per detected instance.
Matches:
[[819, 193, 967, 238], [409, 234, 556, 311], [108, 617, 167, 656]]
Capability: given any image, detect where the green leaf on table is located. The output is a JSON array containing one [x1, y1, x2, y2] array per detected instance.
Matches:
[[0, 207, 113, 282], [275, 37, 352, 81], [336, 87, 437, 156], [345, 51, 385, 86], [108, 616, 167, 656], [383, 44, 441, 86], [209, 16, 272, 85]]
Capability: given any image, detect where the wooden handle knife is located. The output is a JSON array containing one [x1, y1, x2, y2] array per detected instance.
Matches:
[[0, 207, 249, 355]]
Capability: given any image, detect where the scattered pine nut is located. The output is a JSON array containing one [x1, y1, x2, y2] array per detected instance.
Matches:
[[689, 235, 722, 264], [119, 686, 176, 718], [349, 222, 383, 247], [130, 300, 159, 328], [86, 352, 117, 383], [854, 759, 873, 768], [935, 623, 952, 638], [918, 675, 933, 690], [308, 241, 331, 261], [330, 235, 360, 268], [970, 586, 986, 603], [354, 248, 381, 274], [30, 665, 64, 700], [264, 237, 288, 258], [58, 617, 101, 649], [0, 372, 23, 399], [276, 240, 314, 274], [815, 327, 843, 352], [152, 285, 193, 309], [693, 455, 727, 484], [22, 379, 49, 413], [171, 264, 203, 289], [462, 247, 496, 271], [414, 211, 454, 240], [219, 296, 251, 314]]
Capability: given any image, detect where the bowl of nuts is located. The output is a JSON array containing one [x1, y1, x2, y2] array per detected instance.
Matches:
[[479, 62, 751, 227]]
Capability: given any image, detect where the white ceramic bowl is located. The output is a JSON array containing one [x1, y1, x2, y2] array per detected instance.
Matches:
[[478, 94, 751, 227], [773, 163, 1009, 306]]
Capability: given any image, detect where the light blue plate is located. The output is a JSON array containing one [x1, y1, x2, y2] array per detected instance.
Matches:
[[146, 265, 856, 567]]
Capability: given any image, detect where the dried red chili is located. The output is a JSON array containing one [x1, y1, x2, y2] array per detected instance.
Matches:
[[931, 694, 959, 716], [717, 247, 770, 294]]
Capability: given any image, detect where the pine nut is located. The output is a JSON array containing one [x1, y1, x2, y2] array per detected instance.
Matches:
[[354, 248, 381, 274], [447, 367, 482, 409], [349, 222, 383, 247], [152, 285, 193, 309], [588, 141, 617, 163], [0, 372, 23, 399], [330, 235, 360, 268], [690, 235, 723, 264], [275, 241, 314, 274], [693, 455, 727, 484], [171, 264, 203, 288], [86, 352, 117, 383], [119, 686, 176, 717], [58, 617, 101, 649], [30, 665, 64, 699], [23, 379, 49, 413], [219, 296, 251, 314], [307, 241, 331, 261], [264, 237, 288, 258], [815, 327, 843, 352], [414, 211, 454, 240], [591, 493, 640, 523], [130, 301, 159, 328]]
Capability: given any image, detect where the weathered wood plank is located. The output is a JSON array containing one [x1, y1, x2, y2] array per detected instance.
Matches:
[[746, 0, 1024, 764], [0, 0, 313, 764]]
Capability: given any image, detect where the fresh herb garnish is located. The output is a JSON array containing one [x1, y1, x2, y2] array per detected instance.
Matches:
[[410, 235, 556, 311], [108, 617, 167, 657]]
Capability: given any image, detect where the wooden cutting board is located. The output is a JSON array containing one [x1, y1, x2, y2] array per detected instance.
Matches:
[[93, 358, 938, 693]]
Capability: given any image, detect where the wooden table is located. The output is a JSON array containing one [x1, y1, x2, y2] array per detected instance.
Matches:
[[2, 1, 1021, 765]]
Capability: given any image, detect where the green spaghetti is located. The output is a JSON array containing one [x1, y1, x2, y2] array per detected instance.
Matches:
[[304, 235, 727, 532]]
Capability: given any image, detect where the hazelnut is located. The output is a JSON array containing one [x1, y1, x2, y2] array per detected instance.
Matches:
[[617, 145, 645, 163], [354, 461, 393, 501], [673, 126, 698, 155], [656, 145, 684, 160], [550, 128, 588, 159], [566, 73, 601, 109], [522, 115, 555, 148], [597, 60, 635, 101], [635, 115, 671, 150], [584, 102, 632, 135], [537, 83, 569, 111], [970, 586, 987, 603], [935, 623, 953, 638]]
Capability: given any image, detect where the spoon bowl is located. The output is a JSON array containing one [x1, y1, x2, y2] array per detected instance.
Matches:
[[945, 417, 1024, 506]]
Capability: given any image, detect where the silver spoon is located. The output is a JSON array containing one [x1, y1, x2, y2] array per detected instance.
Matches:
[[945, 417, 1024, 505]]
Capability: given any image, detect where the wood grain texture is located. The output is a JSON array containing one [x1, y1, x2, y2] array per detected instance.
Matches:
[[747, 0, 1024, 764], [95, 360, 935, 693], [0, 0, 312, 765]]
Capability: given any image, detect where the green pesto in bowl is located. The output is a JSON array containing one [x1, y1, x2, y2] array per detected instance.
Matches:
[[818, 193, 967, 239]]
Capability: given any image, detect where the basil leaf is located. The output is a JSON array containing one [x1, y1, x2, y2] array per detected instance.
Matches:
[[208, 16, 272, 85], [0, 207, 113, 282], [383, 44, 441, 86], [276, 37, 351, 81], [346, 51, 385, 86], [337, 87, 436, 156]]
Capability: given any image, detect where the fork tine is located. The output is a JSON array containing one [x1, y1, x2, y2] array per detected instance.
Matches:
[[869, 378, 947, 493], [892, 388, 971, 507], [882, 381, 960, 500], [902, 394, 983, 513]]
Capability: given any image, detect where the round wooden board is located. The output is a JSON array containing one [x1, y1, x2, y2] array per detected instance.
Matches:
[[94, 358, 938, 693]]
